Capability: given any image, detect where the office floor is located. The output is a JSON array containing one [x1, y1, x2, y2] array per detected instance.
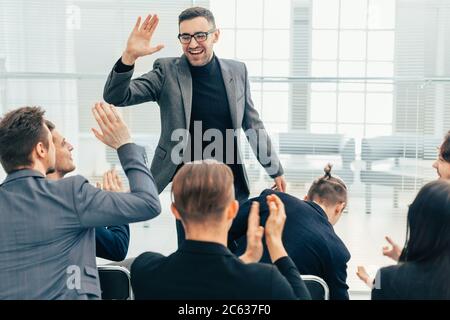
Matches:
[[98, 183, 411, 300]]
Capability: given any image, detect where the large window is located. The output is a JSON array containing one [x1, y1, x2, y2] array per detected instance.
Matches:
[[211, 0, 291, 133], [310, 0, 395, 140]]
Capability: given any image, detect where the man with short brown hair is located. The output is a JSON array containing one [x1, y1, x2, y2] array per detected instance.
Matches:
[[130, 159, 310, 300], [0, 103, 161, 299]]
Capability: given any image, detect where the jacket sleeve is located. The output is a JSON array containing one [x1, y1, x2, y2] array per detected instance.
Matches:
[[95, 225, 130, 261], [273, 256, 311, 300], [241, 63, 284, 178], [73, 143, 161, 227], [103, 58, 165, 106], [324, 263, 350, 300], [323, 242, 350, 300]]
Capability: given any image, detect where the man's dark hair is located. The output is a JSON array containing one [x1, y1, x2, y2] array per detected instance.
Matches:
[[45, 119, 55, 132], [178, 7, 216, 28], [0, 106, 49, 173]]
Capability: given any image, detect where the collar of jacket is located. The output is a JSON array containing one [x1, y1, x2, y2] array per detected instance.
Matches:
[[0, 169, 45, 186], [306, 200, 331, 222], [179, 239, 234, 257]]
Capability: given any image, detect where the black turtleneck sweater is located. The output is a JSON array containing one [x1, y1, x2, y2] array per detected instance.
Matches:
[[187, 55, 245, 197], [188, 57, 235, 156], [115, 55, 248, 199]]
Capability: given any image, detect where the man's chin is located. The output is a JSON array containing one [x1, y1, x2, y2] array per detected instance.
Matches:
[[46, 167, 56, 175], [188, 58, 206, 67], [186, 53, 212, 67]]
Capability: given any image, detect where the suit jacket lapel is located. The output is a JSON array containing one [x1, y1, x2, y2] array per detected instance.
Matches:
[[177, 55, 193, 129], [218, 58, 238, 129]]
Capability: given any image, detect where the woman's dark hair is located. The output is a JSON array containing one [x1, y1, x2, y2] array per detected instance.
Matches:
[[399, 180, 450, 298], [400, 180, 450, 263], [307, 163, 347, 206]]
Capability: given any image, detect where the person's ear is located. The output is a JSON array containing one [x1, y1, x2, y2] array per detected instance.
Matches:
[[226, 200, 239, 220], [170, 203, 182, 221], [335, 202, 346, 216], [303, 195, 309, 201], [213, 28, 220, 43], [34, 142, 47, 159]]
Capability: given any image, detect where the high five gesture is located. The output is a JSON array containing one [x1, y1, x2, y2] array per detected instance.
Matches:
[[121, 14, 165, 66]]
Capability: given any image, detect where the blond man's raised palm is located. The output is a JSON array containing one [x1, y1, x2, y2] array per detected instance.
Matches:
[[122, 14, 164, 65]]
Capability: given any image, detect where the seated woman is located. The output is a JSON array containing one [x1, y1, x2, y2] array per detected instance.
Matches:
[[370, 180, 450, 300], [230, 164, 351, 300], [358, 131, 450, 288]]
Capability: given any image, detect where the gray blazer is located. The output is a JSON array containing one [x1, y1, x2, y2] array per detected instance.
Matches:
[[0, 143, 161, 300], [104, 55, 284, 194]]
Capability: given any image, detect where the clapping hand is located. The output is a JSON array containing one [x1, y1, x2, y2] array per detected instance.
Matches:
[[240, 202, 265, 264], [264, 194, 288, 263], [96, 168, 125, 192]]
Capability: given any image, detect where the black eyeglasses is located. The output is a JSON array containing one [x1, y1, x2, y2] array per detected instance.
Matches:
[[177, 29, 216, 44]]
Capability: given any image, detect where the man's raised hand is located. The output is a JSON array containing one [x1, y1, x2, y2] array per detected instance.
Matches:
[[122, 14, 165, 65], [92, 102, 132, 150]]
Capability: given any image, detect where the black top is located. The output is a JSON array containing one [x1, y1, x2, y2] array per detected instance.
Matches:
[[372, 260, 450, 300], [130, 240, 311, 300], [230, 189, 351, 300], [114, 58, 134, 73], [186, 55, 245, 194], [95, 225, 130, 261]]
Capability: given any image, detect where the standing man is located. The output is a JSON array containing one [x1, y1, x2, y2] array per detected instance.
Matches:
[[103, 7, 286, 207]]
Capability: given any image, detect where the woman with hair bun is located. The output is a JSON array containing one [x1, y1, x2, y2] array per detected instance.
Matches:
[[231, 164, 351, 300]]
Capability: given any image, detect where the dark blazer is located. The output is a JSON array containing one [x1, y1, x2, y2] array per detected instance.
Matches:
[[372, 260, 450, 300], [130, 240, 311, 300], [0, 143, 161, 300], [104, 55, 283, 194], [230, 189, 351, 300], [95, 225, 130, 261]]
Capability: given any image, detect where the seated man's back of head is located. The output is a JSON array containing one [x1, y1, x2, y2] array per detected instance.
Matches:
[[131, 159, 311, 300]]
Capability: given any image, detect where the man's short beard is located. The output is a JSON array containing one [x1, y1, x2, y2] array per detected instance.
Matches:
[[46, 166, 56, 175]]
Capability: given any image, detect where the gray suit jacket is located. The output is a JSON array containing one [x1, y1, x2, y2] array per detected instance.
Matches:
[[0, 143, 161, 300], [104, 55, 284, 194]]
